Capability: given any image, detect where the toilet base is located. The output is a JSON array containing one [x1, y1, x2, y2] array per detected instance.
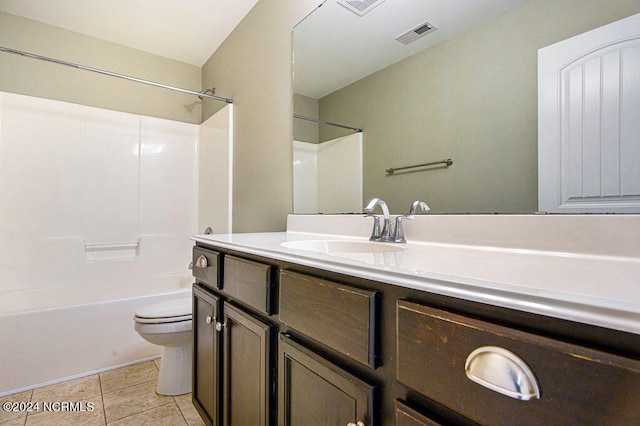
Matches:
[[156, 344, 192, 396]]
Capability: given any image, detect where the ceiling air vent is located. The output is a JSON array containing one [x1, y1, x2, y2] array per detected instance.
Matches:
[[396, 21, 437, 45], [338, 0, 386, 16]]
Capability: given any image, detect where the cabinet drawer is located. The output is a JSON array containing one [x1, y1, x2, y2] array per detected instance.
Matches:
[[279, 270, 378, 368], [396, 300, 640, 426], [223, 255, 273, 315], [192, 247, 221, 289]]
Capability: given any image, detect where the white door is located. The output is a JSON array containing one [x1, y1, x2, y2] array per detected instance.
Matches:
[[538, 13, 640, 213]]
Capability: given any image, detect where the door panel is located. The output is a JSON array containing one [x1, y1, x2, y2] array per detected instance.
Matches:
[[539, 13, 640, 212], [278, 335, 376, 426], [223, 303, 272, 426], [193, 285, 221, 426]]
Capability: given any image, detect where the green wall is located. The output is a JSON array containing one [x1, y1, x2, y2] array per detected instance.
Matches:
[[0, 11, 202, 124], [201, 0, 320, 232]]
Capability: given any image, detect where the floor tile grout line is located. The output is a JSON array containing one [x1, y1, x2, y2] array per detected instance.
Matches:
[[104, 398, 179, 425], [101, 376, 157, 392], [22, 388, 33, 425], [99, 360, 160, 395], [98, 373, 108, 426], [174, 395, 191, 425], [101, 379, 168, 424]]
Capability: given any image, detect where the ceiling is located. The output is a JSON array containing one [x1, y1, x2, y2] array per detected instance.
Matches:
[[294, 0, 529, 99], [0, 0, 529, 86], [0, 0, 259, 66]]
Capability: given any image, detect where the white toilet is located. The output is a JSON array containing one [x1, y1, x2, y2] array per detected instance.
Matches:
[[133, 297, 193, 395]]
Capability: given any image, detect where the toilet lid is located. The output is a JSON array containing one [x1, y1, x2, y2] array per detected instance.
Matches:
[[135, 297, 192, 320]]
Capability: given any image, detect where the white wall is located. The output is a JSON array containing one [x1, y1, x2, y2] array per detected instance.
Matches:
[[199, 105, 234, 234], [0, 91, 199, 313], [317, 133, 363, 214], [293, 141, 318, 214], [293, 133, 363, 214]]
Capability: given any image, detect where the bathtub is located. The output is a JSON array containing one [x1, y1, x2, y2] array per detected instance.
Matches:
[[0, 237, 195, 396], [0, 282, 192, 396]]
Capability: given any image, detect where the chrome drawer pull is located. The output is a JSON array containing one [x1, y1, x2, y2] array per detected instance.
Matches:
[[346, 422, 365, 426], [195, 255, 208, 268], [465, 346, 541, 401]]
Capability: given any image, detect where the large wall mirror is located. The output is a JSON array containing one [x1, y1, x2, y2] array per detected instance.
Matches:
[[292, 0, 640, 214]]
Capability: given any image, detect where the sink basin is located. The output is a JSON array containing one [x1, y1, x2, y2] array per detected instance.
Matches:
[[281, 239, 406, 254]]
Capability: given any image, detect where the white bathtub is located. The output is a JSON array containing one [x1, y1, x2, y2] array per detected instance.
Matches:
[[0, 279, 192, 396]]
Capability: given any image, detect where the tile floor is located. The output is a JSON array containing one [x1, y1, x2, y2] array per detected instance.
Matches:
[[0, 359, 205, 426]]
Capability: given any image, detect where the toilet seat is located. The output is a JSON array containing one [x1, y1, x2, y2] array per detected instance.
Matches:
[[134, 314, 191, 324], [134, 297, 192, 324]]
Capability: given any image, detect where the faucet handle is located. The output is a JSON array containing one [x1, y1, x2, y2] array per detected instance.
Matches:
[[364, 198, 392, 241], [409, 200, 430, 214], [365, 214, 381, 241], [395, 200, 429, 243], [394, 215, 415, 243]]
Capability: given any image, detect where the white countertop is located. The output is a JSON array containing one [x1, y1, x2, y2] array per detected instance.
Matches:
[[193, 214, 640, 336]]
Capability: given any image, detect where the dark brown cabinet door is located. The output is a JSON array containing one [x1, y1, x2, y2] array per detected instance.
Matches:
[[223, 303, 273, 426], [278, 335, 376, 426], [193, 284, 221, 426]]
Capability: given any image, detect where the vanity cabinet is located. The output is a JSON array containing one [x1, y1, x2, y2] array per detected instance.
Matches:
[[192, 249, 275, 426], [192, 241, 640, 426]]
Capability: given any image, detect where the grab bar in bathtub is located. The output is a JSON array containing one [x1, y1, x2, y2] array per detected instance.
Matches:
[[84, 242, 140, 260], [85, 242, 139, 251]]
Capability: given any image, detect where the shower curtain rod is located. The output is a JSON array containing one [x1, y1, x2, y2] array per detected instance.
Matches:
[[294, 114, 362, 132], [0, 46, 233, 103]]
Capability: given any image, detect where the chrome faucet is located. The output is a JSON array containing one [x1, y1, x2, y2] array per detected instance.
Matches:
[[364, 198, 430, 243], [409, 200, 430, 215], [394, 200, 430, 243], [364, 198, 393, 241]]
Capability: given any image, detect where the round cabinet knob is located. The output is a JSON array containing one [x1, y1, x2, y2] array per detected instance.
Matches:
[[347, 422, 365, 426], [215, 322, 224, 332], [205, 315, 213, 324]]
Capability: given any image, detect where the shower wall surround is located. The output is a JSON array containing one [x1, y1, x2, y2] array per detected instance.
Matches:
[[0, 92, 234, 393], [293, 132, 363, 213], [0, 91, 199, 314]]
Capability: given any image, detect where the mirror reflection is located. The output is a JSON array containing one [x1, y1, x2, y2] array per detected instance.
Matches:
[[293, 0, 640, 214]]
